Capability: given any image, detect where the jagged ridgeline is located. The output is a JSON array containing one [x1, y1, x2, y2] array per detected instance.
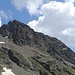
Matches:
[[0, 20, 75, 75]]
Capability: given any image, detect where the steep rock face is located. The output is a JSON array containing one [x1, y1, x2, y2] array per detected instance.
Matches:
[[0, 20, 75, 75], [0, 20, 75, 64]]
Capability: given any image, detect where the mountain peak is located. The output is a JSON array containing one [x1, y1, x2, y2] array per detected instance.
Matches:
[[8, 20, 23, 26], [7, 20, 28, 28], [0, 19, 33, 37]]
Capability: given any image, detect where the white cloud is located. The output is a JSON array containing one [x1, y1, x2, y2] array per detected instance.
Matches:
[[11, 0, 27, 10], [0, 10, 12, 20], [61, 28, 75, 36], [65, 0, 75, 3], [11, 0, 43, 15], [28, 1, 75, 46]]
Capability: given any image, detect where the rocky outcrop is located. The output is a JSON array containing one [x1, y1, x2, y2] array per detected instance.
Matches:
[[0, 20, 75, 75], [0, 20, 75, 64]]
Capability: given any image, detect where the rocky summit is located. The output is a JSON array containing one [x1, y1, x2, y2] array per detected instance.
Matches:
[[0, 20, 75, 75]]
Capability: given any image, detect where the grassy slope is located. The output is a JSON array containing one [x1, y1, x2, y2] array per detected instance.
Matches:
[[0, 35, 75, 75]]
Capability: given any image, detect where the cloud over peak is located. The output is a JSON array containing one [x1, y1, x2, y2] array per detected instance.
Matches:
[[28, 0, 75, 46]]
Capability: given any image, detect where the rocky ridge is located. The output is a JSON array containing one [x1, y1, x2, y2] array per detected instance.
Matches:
[[0, 20, 75, 75]]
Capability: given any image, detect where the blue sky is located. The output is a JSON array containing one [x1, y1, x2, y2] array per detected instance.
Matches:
[[0, 0, 39, 24], [0, 0, 75, 51]]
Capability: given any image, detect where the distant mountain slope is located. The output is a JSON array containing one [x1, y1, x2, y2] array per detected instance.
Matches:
[[0, 20, 75, 75]]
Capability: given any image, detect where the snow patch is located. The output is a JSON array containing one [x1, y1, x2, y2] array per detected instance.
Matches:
[[1, 67, 15, 75], [0, 42, 5, 44]]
